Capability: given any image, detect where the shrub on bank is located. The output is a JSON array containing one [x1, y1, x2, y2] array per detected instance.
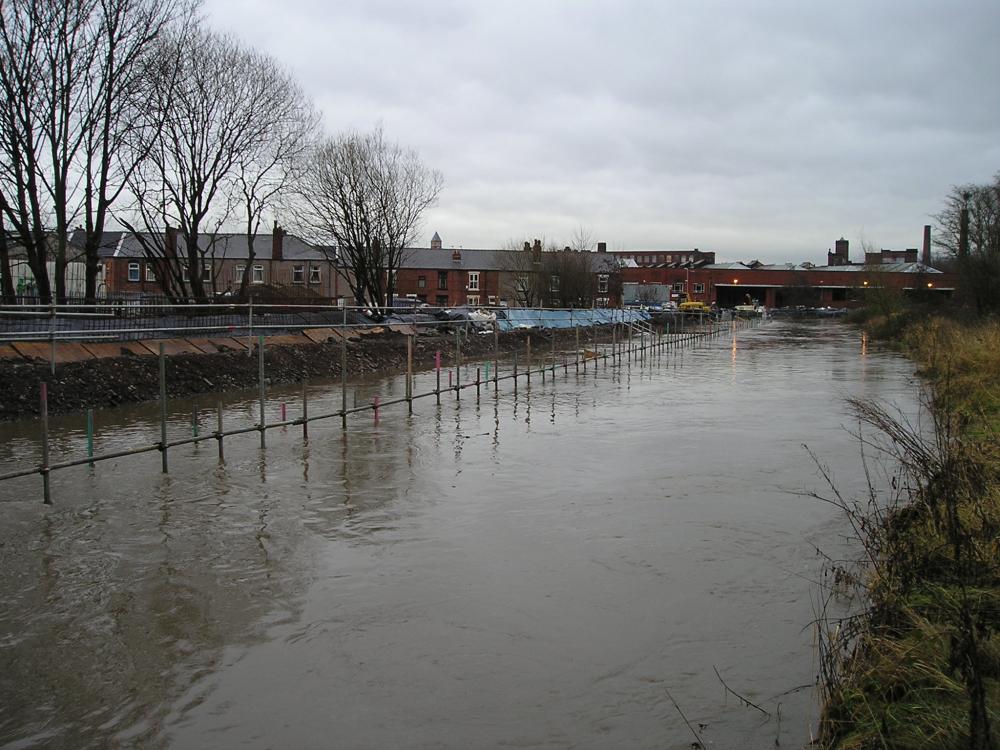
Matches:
[[818, 316, 1000, 749]]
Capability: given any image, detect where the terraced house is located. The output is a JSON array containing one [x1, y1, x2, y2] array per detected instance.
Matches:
[[393, 233, 621, 308]]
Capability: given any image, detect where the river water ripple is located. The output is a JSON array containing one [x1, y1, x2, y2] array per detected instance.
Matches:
[[0, 321, 920, 749]]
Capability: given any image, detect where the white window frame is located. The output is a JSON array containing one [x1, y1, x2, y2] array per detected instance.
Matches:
[[235, 265, 245, 282], [127, 262, 140, 282], [468, 271, 480, 291], [201, 265, 212, 282], [145, 264, 156, 282], [673, 281, 684, 292], [693, 282, 705, 293], [252, 265, 264, 284], [487, 295, 497, 306], [417, 275, 426, 288], [181, 265, 189, 281], [597, 273, 609, 293], [550, 274, 560, 292], [292, 265, 305, 284], [466, 294, 480, 306], [309, 266, 321, 284]]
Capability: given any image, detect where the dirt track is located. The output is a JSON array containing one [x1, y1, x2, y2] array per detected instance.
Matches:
[[0, 326, 608, 422]]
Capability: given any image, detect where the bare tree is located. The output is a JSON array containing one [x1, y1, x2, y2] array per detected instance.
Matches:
[[0, 0, 191, 304], [294, 126, 442, 314], [570, 225, 595, 254], [497, 239, 544, 307], [121, 29, 313, 303], [933, 173, 1000, 314], [231, 59, 318, 299]]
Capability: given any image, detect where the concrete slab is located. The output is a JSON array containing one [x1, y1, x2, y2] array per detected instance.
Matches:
[[302, 327, 338, 344], [0, 343, 23, 360], [185, 338, 221, 355], [336, 327, 361, 342], [265, 333, 313, 347], [387, 324, 418, 336], [11, 341, 95, 363], [356, 326, 385, 337], [81, 341, 155, 358], [206, 337, 248, 352], [138, 338, 202, 356], [118, 341, 156, 357]]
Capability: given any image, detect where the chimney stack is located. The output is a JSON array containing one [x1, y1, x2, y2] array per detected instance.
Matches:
[[835, 237, 849, 264], [597, 241, 607, 253], [272, 221, 285, 261], [532, 239, 542, 265], [922, 225, 932, 266], [451, 248, 461, 262], [164, 224, 178, 258]]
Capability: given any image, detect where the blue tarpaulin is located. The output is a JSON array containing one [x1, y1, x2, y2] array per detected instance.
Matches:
[[495, 308, 650, 332]]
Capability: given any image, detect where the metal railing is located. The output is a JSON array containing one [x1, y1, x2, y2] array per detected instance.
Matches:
[[1, 313, 767, 504]]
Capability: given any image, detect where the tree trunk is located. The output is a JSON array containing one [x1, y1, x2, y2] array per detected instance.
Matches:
[[0, 212, 16, 303]]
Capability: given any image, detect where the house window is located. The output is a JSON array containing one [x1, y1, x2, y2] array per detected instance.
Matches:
[[436, 294, 448, 306], [235, 265, 245, 282], [145, 264, 156, 282], [437, 271, 448, 290], [202, 265, 211, 282], [673, 281, 684, 292], [252, 265, 264, 284], [693, 282, 705, 293], [417, 275, 426, 288], [596, 297, 610, 308], [468, 271, 479, 291], [181, 265, 189, 281], [488, 296, 497, 306], [550, 274, 560, 292], [309, 266, 321, 284], [127, 262, 140, 282], [597, 274, 609, 293], [292, 265, 305, 284], [467, 295, 480, 306]]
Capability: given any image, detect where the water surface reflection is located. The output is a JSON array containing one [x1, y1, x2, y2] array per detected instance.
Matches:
[[0, 322, 919, 748]]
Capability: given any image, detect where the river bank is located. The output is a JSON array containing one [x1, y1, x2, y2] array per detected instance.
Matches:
[[0, 325, 618, 422], [818, 315, 1000, 748]]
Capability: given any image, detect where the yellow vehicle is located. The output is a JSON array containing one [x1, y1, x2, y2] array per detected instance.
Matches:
[[676, 293, 711, 313]]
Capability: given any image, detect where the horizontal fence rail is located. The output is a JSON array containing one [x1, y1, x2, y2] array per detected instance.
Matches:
[[0, 312, 767, 504]]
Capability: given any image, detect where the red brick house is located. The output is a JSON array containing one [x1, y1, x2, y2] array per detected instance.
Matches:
[[394, 233, 621, 308], [70, 227, 353, 301]]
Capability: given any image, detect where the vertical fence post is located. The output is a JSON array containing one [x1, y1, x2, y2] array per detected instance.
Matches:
[[575, 325, 580, 372], [527, 336, 531, 385], [476, 367, 481, 398], [513, 351, 518, 394], [302, 381, 309, 441], [159, 343, 168, 473], [435, 350, 441, 404], [341, 307, 348, 429], [247, 297, 254, 356], [494, 323, 499, 392], [192, 404, 199, 438], [40, 382, 51, 504], [217, 401, 225, 462], [86, 408, 94, 467], [48, 302, 56, 375], [406, 335, 413, 414], [455, 329, 461, 400], [257, 335, 266, 448]]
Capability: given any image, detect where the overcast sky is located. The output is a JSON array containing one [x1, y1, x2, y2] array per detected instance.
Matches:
[[203, 0, 1000, 263]]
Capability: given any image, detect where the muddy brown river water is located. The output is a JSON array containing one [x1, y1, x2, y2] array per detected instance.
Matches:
[[0, 321, 919, 749]]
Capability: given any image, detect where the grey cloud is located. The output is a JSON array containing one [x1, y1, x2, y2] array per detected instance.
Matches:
[[203, 0, 1000, 261]]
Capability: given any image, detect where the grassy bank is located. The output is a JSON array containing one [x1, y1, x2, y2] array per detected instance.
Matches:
[[818, 315, 1000, 749]]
